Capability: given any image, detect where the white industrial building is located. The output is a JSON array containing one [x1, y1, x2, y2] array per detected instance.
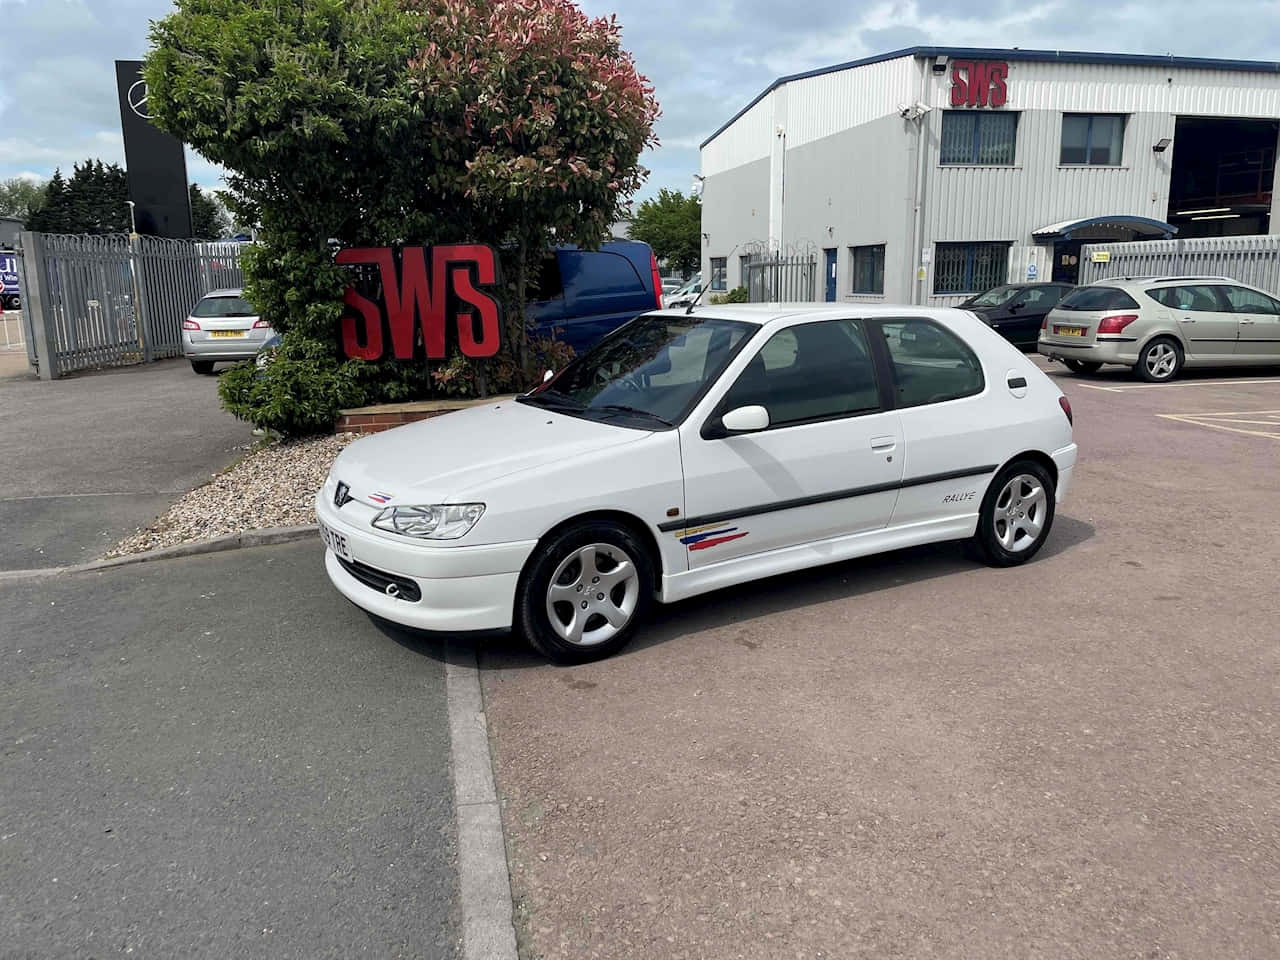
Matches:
[[698, 47, 1280, 305]]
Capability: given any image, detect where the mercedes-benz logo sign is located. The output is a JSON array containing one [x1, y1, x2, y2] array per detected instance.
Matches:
[[127, 79, 151, 120]]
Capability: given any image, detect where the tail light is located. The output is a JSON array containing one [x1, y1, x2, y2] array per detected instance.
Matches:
[[183, 319, 200, 330], [649, 251, 663, 309], [1041, 314, 1049, 330], [1059, 395, 1073, 425], [252, 319, 270, 329], [1097, 314, 1139, 334]]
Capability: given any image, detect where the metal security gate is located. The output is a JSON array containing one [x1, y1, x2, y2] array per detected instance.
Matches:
[[1079, 234, 1280, 294], [17, 232, 247, 379], [743, 252, 817, 303]]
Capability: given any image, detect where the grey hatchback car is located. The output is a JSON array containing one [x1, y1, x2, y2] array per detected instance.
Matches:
[[1038, 276, 1280, 382], [182, 288, 274, 374]]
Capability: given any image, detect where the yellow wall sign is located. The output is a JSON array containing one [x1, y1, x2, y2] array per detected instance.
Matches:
[[1091, 251, 1112, 263]]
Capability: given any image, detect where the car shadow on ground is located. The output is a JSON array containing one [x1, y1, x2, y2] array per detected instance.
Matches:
[[372, 514, 1096, 670]]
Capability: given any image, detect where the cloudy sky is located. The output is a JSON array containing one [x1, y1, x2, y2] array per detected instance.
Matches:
[[0, 0, 1276, 202]]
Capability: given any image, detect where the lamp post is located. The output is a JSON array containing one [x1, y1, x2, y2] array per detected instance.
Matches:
[[125, 200, 137, 239]]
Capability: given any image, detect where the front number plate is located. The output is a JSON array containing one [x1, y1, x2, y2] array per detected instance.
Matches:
[[319, 521, 354, 562], [1054, 325, 1086, 337]]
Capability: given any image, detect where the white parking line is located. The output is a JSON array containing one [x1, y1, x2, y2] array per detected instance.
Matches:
[[1157, 410, 1280, 440], [446, 644, 519, 960], [1078, 378, 1280, 393]]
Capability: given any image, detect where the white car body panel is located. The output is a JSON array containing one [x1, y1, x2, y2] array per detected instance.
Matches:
[[318, 303, 1076, 633]]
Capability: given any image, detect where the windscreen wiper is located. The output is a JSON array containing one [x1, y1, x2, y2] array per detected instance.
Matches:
[[590, 404, 673, 426]]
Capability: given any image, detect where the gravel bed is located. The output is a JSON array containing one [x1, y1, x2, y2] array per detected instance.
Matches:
[[106, 433, 358, 558]]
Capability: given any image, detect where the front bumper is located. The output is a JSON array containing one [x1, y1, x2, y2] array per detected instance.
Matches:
[[316, 491, 537, 632], [1038, 337, 1137, 366]]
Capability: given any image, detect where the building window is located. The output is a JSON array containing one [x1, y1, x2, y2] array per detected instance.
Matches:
[[850, 245, 885, 294], [1061, 114, 1125, 166], [933, 242, 1009, 295], [940, 111, 1018, 165], [710, 257, 727, 291]]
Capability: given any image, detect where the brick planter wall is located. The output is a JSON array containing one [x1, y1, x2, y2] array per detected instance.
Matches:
[[334, 395, 516, 435]]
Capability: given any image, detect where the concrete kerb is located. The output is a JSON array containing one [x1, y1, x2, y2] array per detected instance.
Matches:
[[0, 525, 319, 581]]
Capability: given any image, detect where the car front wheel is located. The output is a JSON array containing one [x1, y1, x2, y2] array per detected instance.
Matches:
[[970, 460, 1056, 567], [516, 520, 654, 664], [1136, 337, 1182, 382]]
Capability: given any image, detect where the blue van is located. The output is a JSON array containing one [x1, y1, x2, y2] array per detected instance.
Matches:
[[0, 251, 20, 310], [526, 241, 663, 354]]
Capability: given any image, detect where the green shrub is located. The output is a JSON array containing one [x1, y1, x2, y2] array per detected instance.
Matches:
[[709, 286, 749, 305]]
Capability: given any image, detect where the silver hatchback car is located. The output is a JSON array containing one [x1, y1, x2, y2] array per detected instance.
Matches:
[[182, 288, 274, 374], [1038, 276, 1280, 382]]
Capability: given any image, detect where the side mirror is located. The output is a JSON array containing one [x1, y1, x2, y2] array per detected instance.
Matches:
[[542, 369, 554, 383], [1008, 302, 1022, 312], [720, 405, 770, 434]]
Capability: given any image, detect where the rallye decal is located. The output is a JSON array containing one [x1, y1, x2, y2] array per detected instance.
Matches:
[[677, 523, 749, 551], [368, 491, 393, 505]]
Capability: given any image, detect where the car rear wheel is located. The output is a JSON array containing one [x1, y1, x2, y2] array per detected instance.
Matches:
[[1135, 337, 1182, 382], [516, 520, 654, 664], [1062, 359, 1102, 375], [190, 360, 215, 375], [970, 460, 1056, 567]]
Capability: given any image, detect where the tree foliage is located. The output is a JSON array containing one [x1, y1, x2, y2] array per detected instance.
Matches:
[[189, 184, 233, 239], [628, 188, 700, 277], [0, 177, 45, 222], [25, 161, 129, 235], [145, 0, 658, 435]]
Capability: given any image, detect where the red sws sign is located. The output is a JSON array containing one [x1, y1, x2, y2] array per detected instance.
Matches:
[[336, 244, 503, 361], [949, 61, 1008, 108]]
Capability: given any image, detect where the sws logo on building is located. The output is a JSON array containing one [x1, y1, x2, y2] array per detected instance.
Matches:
[[950, 60, 1008, 108], [336, 244, 503, 361]]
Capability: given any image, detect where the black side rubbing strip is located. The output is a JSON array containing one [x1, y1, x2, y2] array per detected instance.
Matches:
[[656, 464, 999, 532]]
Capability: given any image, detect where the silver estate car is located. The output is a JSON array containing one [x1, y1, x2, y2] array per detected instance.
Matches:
[[182, 288, 274, 374], [1038, 276, 1280, 382]]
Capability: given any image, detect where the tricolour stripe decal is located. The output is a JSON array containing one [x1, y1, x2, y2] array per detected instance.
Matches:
[[657, 464, 998, 533]]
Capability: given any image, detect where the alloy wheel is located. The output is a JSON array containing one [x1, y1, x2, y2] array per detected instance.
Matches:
[[1144, 342, 1178, 380], [545, 543, 640, 646], [993, 474, 1047, 553]]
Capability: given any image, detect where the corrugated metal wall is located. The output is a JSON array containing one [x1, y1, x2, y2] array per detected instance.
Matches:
[[1080, 234, 1280, 294]]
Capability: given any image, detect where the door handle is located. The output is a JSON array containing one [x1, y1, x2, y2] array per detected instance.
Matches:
[[870, 436, 897, 451], [1239, 318, 1256, 325], [1178, 316, 1196, 323]]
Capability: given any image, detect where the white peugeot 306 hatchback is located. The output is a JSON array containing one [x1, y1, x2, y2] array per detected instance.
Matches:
[[317, 305, 1077, 663]]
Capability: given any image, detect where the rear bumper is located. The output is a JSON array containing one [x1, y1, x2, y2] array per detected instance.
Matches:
[[1052, 443, 1077, 504], [183, 331, 272, 360], [1038, 337, 1137, 365]]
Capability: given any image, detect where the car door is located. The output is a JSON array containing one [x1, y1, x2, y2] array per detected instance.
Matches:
[[677, 317, 904, 569], [1003, 286, 1062, 346], [873, 318, 998, 528], [1219, 284, 1280, 361], [1146, 285, 1238, 358]]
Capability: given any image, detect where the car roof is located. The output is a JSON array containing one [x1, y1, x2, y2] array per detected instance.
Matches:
[[203, 288, 245, 298], [658, 302, 973, 328], [1091, 275, 1236, 287]]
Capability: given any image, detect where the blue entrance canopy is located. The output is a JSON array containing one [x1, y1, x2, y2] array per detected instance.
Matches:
[[1033, 216, 1178, 242]]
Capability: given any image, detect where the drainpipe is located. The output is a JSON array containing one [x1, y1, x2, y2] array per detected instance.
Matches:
[[909, 58, 931, 305]]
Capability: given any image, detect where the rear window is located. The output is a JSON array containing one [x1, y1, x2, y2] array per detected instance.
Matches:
[[560, 251, 646, 298], [192, 295, 254, 317], [1056, 286, 1140, 311]]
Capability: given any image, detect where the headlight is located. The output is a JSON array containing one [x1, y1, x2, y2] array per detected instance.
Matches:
[[371, 503, 485, 540]]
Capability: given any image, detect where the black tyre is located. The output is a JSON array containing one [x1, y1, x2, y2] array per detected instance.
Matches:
[[1135, 337, 1182, 383], [970, 459, 1056, 567], [516, 520, 654, 664], [1062, 359, 1102, 375], [190, 359, 215, 375]]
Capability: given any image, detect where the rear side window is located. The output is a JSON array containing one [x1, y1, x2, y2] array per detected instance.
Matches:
[[879, 319, 984, 408], [1056, 286, 1140, 311], [529, 255, 564, 301], [1146, 285, 1224, 312], [192, 296, 254, 317], [560, 251, 645, 299]]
